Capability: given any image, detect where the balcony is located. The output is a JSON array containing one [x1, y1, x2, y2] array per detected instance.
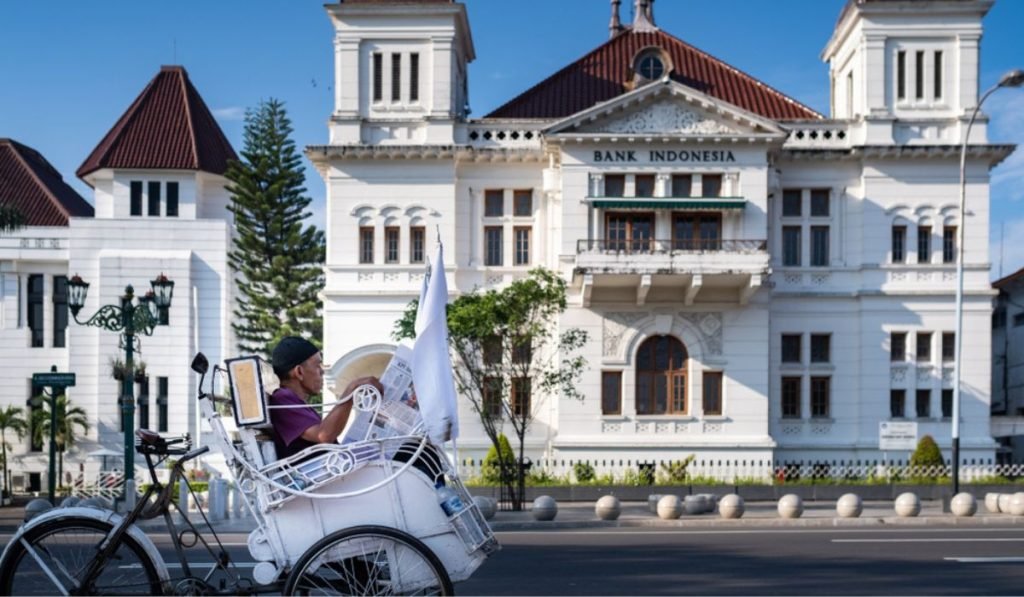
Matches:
[[574, 238, 769, 306]]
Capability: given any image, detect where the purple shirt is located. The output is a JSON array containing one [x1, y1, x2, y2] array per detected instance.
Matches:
[[268, 387, 321, 460]]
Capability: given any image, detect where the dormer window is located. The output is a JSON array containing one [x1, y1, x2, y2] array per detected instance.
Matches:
[[633, 47, 672, 83]]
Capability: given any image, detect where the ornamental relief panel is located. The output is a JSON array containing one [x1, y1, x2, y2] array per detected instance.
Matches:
[[678, 312, 723, 356], [603, 312, 648, 357], [589, 100, 736, 135]]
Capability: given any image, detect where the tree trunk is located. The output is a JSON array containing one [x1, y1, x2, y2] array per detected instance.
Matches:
[[1, 431, 7, 497], [58, 449, 64, 488]]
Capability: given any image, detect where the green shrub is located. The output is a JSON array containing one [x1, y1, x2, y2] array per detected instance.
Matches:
[[657, 455, 695, 484], [910, 435, 944, 468], [481, 434, 515, 484], [573, 462, 595, 483]]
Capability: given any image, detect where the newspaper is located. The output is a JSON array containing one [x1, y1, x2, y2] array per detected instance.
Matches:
[[341, 343, 423, 445]]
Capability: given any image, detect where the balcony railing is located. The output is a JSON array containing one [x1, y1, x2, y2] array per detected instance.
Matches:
[[577, 238, 767, 254]]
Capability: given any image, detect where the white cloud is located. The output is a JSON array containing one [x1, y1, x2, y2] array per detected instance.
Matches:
[[990, 217, 1024, 281], [211, 106, 246, 121]]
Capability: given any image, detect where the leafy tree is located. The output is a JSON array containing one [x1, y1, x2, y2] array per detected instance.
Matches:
[[226, 98, 325, 357], [0, 203, 25, 232], [395, 267, 589, 510], [0, 406, 28, 497], [481, 433, 515, 484], [31, 394, 90, 484], [910, 435, 944, 469]]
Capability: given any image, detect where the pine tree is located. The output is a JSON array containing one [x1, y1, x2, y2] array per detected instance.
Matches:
[[226, 99, 325, 356]]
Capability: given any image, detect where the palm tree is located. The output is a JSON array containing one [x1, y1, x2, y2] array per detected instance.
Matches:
[[0, 203, 25, 233], [32, 395, 90, 485], [0, 406, 28, 498]]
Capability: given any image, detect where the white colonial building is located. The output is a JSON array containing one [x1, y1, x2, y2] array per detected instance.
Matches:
[[0, 66, 236, 492], [315, 0, 1014, 465]]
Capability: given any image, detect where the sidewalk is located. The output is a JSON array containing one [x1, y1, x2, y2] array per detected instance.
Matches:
[[5, 499, 1022, 535]]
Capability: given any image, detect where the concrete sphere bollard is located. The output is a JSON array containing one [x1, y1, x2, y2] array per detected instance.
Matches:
[[998, 493, 1013, 513], [836, 493, 863, 518], [701, 494, 720, 514], [777, 494, 803, 519], [894, 492, 921, 518], [473, 496, 497, 521], [24, 498, 54, 522], [719, 494, 745, 519], [647, 494, 663, 514], [684, 495, 706, 515], [951, 493, 977, 518], [595, 495, 621, 521], [656, 495, 683, 520], [1008, 492, 1024, 516], [60, 496, 81, 508], [985, 493, 1001, 514], [531, 495, 558, 521], [78, 497, 106, 510]]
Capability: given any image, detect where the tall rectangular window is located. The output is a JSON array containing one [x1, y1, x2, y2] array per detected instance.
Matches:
[[781, 377, 801, 419], [484, 190, 503, 217], [138, 376, 150, 430], [409, 53, 420, 102], [410, 226, 425, 264], [701, 174, 722, 198], [391, 53, 401, 102], [942, 332, 955, 362], [166, 182, 179, 217], [916, 332, 932, 363], [157, 377, 168, 432], [511, 378, 530, 417], [484, 226, 503, 266], [671, 174, 692, 197], [915, 50, 924, 99], [811, 226, 829, 267], [359, 227, 374, 264], [916, 389, 930, 418], [483, 336, 502, 366], [514, 227, 531, 266], [602, 371, 622, 415], [482, 377, 503, 418], [372, 52, 383, 102], [892, 226, 906, 263], [934, 50, 943, 100], [634, 175, 655, 198], [28, 274, 43, 348], [942, 389, 953, 418], [147, 181, 161, 216], [703, 371, 723, 416], [897, 50, 907, 100], [810, 334, 830, 363], [891, 389, 906, 418], [384, 227, 399, 264], [130, 181, 143, 216], [891, 332, 907, 361], [917, 226, 931, 263], [513, 190, 532, 216], [810, 189, 830, 217], [781, 334, 801, 363], [52, 275, 67, 348], [810, 376, 830, 418], [782, 189, 802, 217], [782, 226, 801, 266], [604, 174, 625, 197], [943, 226, 956, 263]]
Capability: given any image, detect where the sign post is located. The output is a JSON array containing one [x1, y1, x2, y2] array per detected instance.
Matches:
[[31, 366, 76, 505]]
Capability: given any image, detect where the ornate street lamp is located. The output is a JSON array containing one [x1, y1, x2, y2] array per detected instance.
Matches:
[[952, 69, 1024, 494], [67, 273, 174, 494]]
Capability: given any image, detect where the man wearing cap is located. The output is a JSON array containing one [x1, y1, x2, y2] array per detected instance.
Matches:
[[269, 336, 381, 460]]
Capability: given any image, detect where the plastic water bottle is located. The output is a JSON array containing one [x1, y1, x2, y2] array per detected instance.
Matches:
[[436, 483, 464, 517]]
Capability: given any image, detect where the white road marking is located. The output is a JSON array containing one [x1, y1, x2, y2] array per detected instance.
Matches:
[[497, 528, 1024, 536], [121, 562, 258, 569], [834, 538, 1024, 543], [945, 557, 1024, 563]]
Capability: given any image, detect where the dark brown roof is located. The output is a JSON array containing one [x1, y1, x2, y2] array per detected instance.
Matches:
[[486, 29, 821, 121], [0, 139, 93, 226], [77, 65, 237, 182], [994, 266, 1024, 290]]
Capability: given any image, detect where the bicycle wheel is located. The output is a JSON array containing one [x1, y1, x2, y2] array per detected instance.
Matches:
[[0, 516, 163, 596], [284, 525, 453, 596]]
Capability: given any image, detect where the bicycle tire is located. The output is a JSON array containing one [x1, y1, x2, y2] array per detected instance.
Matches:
[[284, 525, 454, 596], [0, 515, 163, 596]]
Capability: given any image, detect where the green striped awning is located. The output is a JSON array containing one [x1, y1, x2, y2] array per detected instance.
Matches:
[[587, 197, 746, 210]]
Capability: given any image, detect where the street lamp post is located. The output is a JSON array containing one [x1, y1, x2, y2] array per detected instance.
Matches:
[[66, 274, 174, 494], [952, 68, 1024, 495]]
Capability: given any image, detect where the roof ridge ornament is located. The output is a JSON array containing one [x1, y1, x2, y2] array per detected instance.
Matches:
[[632, 0, 657, 32], [609, 0, 623, 39]]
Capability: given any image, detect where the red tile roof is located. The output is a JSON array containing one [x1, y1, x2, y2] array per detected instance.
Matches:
[[0, 139, 93, 226], [77, 65, 237, 182], [486, 29, 821, 121], [994, 266, 1024, 290]]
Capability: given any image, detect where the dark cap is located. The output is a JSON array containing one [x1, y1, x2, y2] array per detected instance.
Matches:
[[271, 336, 319, 375]]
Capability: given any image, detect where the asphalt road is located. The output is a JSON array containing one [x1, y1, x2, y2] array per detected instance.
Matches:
[[4, 525, 1023, 595]]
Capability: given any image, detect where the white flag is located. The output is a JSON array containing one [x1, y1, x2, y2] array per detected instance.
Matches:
[[412, 242, 459, 443]]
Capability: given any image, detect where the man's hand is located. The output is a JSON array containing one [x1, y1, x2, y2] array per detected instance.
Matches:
[[342, 376, 382, 398]]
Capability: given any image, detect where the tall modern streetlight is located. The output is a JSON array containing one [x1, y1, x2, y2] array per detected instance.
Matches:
[[952, 68, 1024, 494], [66, 274, 174, 495]]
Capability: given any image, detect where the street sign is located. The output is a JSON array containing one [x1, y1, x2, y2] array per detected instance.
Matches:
[[879, 421, 917, 451], [31, 372, 76, 387]]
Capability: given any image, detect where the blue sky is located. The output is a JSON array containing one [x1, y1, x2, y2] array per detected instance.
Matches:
[[1, 0, 1021, 276]]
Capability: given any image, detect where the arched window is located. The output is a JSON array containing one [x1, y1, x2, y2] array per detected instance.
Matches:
[[638, 54, 664, 80], [635, 335, 688, 415]]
